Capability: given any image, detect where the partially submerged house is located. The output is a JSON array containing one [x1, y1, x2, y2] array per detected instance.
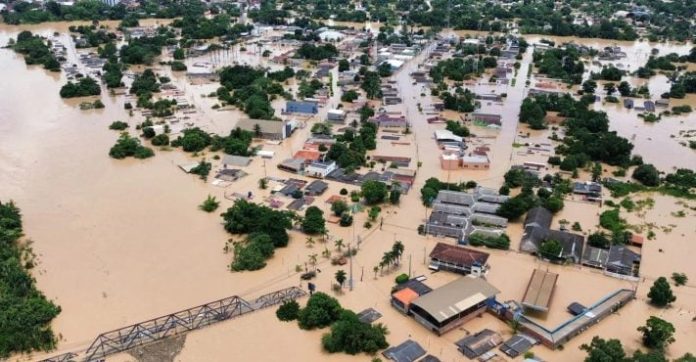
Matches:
[[391, 278, 433, 314], [304, 180, 329, 196], [236, 118, 297, 140], [408, 277, 500, 335], [305, 161, 338, 179], [606, 245, 641, 277], [499, 335, 534, 358], [519, 207, 584, 263], [455, 329, 503, 359], [428, 243, 490, 276], [285, 100, 318, 115], [425, 189, 508, 243]]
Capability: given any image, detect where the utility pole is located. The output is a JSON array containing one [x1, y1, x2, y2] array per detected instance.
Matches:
[[408, 254, 412, 277], [349, 242, 354, 291]]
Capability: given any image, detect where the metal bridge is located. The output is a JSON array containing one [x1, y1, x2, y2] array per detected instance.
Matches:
[[40, 286, 306, 362]]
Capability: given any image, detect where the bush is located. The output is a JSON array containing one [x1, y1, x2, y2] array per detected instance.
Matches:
[[339, 188, 348, 195], [142, 126, 156, 139], [230, 232, 276, 271], [298, 292, 343, 330], [331, 200, 349, 217], [361, 180, 388, 205], [395, 273, 409, 284], [151, 133, 169, 146], [468, 233, 510, 250], [276, 300, 300, 321], [339, 213, 353, 227], [171, 61, 187, 71], [199, 195, 219, 212], [671, 272, 688, 286], [109, 121, 128, 130]]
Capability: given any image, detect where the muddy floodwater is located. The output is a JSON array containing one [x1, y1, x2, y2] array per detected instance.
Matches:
[[1, 21, 695, 361]]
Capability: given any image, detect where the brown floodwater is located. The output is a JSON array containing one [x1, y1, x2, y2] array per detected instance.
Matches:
[[1, 21, 695, 361]]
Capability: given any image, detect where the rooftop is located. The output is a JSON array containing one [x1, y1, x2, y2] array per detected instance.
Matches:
[[410, 277, 499, 324], [429, 243, 490, 267]]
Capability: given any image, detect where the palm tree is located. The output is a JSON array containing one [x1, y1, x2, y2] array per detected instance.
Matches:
[[382, 252, 393, 270], [392, 241, 404, 264], [305, 236, 315, 248], [308, 254, 318, 270], [335, 270, 347, 287], [373, 266, 379, 279], [334, 238, 344, 252], [322, 247, 331, 259], [508, 319, 521, 334]]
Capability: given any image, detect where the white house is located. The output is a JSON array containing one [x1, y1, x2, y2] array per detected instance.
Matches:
[[305, 161, 338, 179]]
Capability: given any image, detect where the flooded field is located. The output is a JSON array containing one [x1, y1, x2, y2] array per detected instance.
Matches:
[[1, 21, 695, 361]]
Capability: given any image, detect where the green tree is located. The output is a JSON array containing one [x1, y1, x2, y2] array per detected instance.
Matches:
[[582, 80, 597, 94], [199, 195, 219, 212], [331, 200, 349, 217], [302, 206, 325, 235], [539, 239, 563, 260], [632, 164, 661, 186], [173, 47, 185, 60], [298, 292, 343, 330], [580, 336, 626, 362], [671, 272, 688, 286], [389, 189, 401, 204], [321, 310, 389, 354], [618, 81, 632, 96], [361, 180, 387, 205], [647, 277, 676, 307], [276, 300, 300, 321], [335, 270, 347, 287], [338, 59, 350, 72], [637, 316, 676, 350]]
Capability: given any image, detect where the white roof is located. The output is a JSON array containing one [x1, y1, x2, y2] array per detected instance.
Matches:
[[463, 38, 480, 45], [257, 150, 275, 157], [434, 129, 463, 143], [319, 30, 344, 41]]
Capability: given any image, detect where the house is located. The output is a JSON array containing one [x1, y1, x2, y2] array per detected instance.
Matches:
[[521, 269, 558, 313], [382, 340, 427, 362], [391, 278, 434, 313], [470, 112, 502, 126], [581, 246, 608, 270], [222, 155, 252, 167], [409, 277, 499, 335], [236, 118, 295, 140], [370, 113, 408, 128], [461, 154, 490, 169], [644, 101, 656, 112], [455, 329, 503, 359], [293, 149, 322, 163], [285, 100, 318, 115], [428, 243, 490, 276], [278, 158, 304, 174], [519, 207, 584, 263], [434, 130, 463, 144], [573, 181, 602, 200], [305, 180, 329, 196], [326, 109, 346, 123], [305, 161, 338, 179], [500, 335, 534, 358], [606, 245, 640, 277], [425, 189, 508, 242]]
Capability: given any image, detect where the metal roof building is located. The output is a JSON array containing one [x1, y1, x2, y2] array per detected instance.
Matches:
[[409, 277, 499, 335]]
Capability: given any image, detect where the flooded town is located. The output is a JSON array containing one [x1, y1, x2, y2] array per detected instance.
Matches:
[[0, 1, 695, 362]]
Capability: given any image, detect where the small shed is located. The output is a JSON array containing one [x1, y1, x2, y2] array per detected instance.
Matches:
[[567, 302, 587, 316]]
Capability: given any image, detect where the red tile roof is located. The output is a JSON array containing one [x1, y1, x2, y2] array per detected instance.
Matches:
[[429, 243, 490, 266]]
